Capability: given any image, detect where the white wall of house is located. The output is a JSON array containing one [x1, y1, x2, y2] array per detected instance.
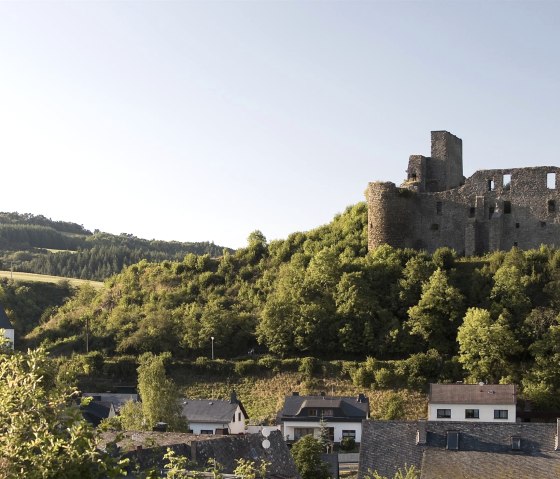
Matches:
[[282, 421, 363, 443], [3, 328, 14, 349], [189, 422, 229, 435], [229, 405, 246, 434], [428, 403, 516, 422]]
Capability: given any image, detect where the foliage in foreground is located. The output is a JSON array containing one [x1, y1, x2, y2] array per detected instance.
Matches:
[[0, 345, 126, 478], [290, 435, 330, 479], [364, 464, 419, 479]]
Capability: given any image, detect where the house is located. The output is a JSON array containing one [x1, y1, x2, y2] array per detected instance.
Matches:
[[99, 430, 300, 478], [0, 304, 14, 349], [278, 392, 369, 443], [358, 419, 560, 479], [181, 391, 248, 435], [428, 383, 516, 422], [81, 391, 138, 426]]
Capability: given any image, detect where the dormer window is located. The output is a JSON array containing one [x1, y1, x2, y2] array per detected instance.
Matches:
[[446, 431, 459, 450], [323, 409, 334, 417], [308, 408, 318, 416]]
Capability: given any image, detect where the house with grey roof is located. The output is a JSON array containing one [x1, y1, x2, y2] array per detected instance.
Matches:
[[278, 392, 369, 444], [182, 391, 248, 435], [358, 419, 560, 479], [428, 383, 517, 422], [0, 304, 14, 349]]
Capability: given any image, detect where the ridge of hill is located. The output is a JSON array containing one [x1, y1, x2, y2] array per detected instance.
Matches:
[[0, 211, 232, 281]]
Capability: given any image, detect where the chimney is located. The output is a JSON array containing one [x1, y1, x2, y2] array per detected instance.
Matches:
[[416, 420, 427, 445], [292, 392, 299, 396], [320, 391, 326, 397], [357, 393, 366, 403], [230, 390, 238, 404]]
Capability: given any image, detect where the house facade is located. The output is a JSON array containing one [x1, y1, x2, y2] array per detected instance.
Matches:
[[428, 383, 516, 423], [181, 391, 248, 435], [0, 304, 14, 349], [278, 392, 369, 443]]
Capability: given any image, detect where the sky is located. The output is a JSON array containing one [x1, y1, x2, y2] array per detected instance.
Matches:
[[1, 1, 559, 249]]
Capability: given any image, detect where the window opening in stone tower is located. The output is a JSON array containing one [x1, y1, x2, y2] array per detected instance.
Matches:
[[541, 221, 547, 228], [504, 201, 511, 214], [503, 174, 511, 190], [516, 223, 520, 228], [547, 173, 556, 189], [488, 207, 495, 219], [548, 200, 556, 213], [488, 179, 495, 191], [436, 202, 442, 215], [430, 223, 439, 231], [469, 207, 476, 218]]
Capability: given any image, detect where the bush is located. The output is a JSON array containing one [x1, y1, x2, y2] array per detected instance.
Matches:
[[299, 357, 320, 378], [340, 436, 356, 452], [374, 367, 400, 389]]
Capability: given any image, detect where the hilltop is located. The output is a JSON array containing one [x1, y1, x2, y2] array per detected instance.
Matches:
[[0, 211, 232, 280]]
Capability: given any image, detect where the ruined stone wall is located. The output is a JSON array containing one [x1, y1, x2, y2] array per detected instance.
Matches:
[[367, 132, 560, 255]]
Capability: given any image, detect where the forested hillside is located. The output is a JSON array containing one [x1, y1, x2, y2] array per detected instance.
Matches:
[[0, 212, 230, 280], [27, 202, 560, 408]]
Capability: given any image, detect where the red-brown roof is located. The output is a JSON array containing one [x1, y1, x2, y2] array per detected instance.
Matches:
[[429, 383, 516, 405]]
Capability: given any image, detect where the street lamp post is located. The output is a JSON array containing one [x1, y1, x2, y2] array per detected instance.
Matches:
[[211, 336, 214, 360]]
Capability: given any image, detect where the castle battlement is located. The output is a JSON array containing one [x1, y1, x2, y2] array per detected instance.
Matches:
[[367, 131, 560, 255]]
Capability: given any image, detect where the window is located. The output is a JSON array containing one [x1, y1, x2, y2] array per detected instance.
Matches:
[[541, 221, 547, 228], [503, 174, 511, 189], [549, 200, 556, 213], [200, 430, 213, 435], [503, 201, 511, 214], [430, 223, 439, 231], [547, 172, 556, 190], [465, 409, 479, 419], [489, 207, 495, 219], [446, 431, 459, 450], [494, 409, 508, 419], [516, 223, 520, 229], [238, 412, 242, 421], [322, 409, 334, 417], [488, 179, 495, 191], [437, 409, 451, 418], [342, 430, 356, 439], [436, 201, 442, 215], [469, 206, 476, 218], [512, 436, 521, 450], [307, 408, 318, 417]]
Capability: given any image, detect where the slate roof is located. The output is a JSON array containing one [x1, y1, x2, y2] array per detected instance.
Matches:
[[420, 450, 560, 479], [429, 383, 516, 405], [181, 397, 248, 423], [0, 304, 13, 330], [358, 420, 560, 479], [101, 430, 300, 478], [279, 394, 369, 422]]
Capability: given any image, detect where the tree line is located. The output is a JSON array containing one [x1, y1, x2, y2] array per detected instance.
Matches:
[[0, 212, 230, 280]]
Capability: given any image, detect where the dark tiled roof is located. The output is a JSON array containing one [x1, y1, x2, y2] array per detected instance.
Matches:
[[102, 430, 300, 478], [429, 383, 516, 405], [420, 450, 560, 479], [358, 420, 560, 479], [279, 395, 369, 421], [358, 421, 424, 479], [181, 398, 248, 423], [0, 304, 13, 330]]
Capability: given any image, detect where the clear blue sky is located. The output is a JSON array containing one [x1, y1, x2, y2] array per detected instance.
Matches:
[[1, 1, 559, 249]]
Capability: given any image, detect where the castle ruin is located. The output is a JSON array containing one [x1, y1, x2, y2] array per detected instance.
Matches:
[[366, 131, 560, 255]]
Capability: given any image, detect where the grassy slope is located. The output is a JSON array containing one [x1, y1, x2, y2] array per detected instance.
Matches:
[[0, 270, 104, 289]]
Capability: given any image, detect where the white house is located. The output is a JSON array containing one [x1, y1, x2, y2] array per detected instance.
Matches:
[[181, 391, 248, 435], [278, 392, 369, 444], [0, 304, 14, 349], [428, 383, 517, 423]]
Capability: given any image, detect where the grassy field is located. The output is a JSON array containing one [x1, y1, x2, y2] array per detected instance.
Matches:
[[0, 270, 104, 289]]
